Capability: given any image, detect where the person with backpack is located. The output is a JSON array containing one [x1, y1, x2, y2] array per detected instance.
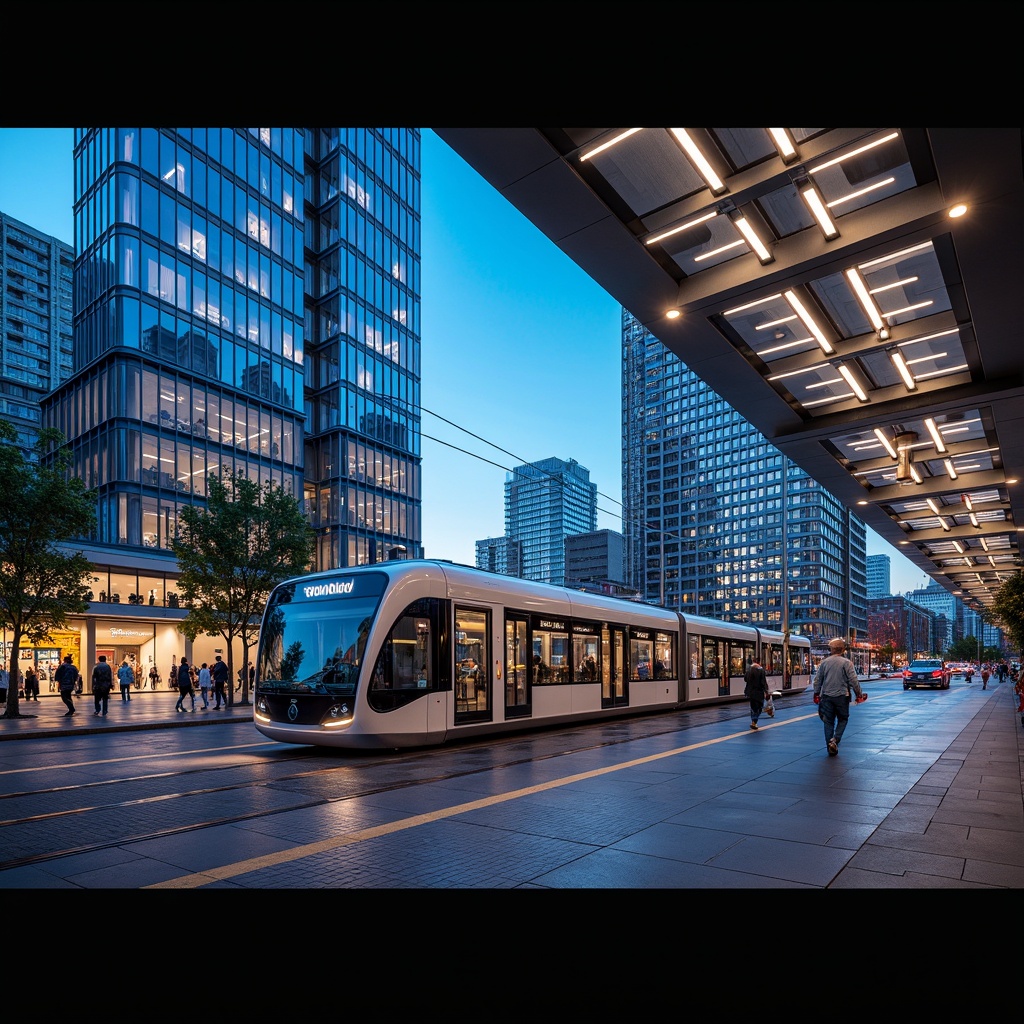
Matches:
[[175, 656, 195, 712], [211, 654, 229, 709], [92, 655, 114, 717], [55, 655, 79, 716]]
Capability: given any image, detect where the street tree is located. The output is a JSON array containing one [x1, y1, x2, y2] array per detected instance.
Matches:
[[986, 570, 1024, 656], [0, 422, 96, 719], [171, 471, 314, 705]]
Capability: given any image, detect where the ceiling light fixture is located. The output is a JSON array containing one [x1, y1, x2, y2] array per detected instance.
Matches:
[[948, 203, 968, 218], [728, 210, 773, 264], [952, 540, 966, 554], [940, 516, 952, 532], [645, 210, 718, 247], [961, 492, 973, 510], [943, 458, 958, 480], [979, 536, 989, 550], [878, 326, 891, 341], [845, 268, 885, 331], [873, 428, 898, 459], [924, 417, 947, 453], [768, 128, 798, 162], [836, 362, 868, 402], [784, 289, 834, 354], [669, 129, 727, 194], [665, 309, 681, 320], [970, 512, 981, 528], [889, 348, 917, 390], [796, 177, 839, 240], [926, 497, 942, 516], [579, 128, 643, 162]]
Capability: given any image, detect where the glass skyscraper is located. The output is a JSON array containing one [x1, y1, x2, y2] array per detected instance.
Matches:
[[622, 309, 867, 642], [0, 212, 73, 455], [34, 128, 421, 680]]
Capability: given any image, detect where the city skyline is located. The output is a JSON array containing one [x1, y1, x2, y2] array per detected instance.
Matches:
[[0, 127, 929, 595]]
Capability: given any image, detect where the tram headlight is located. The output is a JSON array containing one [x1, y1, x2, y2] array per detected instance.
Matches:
[[321, 702, 353, 729]]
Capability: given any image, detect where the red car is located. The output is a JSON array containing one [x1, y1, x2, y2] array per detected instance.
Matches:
[[903, 659, 951, 690]]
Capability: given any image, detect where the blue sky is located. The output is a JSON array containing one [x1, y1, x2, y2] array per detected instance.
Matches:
[[0, 127, 928, 595]]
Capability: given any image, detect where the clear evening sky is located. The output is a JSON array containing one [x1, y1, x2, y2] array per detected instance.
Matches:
[[0, 127, 929, 595]]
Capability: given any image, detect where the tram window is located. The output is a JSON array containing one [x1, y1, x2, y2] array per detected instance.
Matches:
[[533, 622, 569, 684], [455, 606, 490, 713], [370, 598, 437, 692], [653, 631, 675, 679], [731, 643, 753, 677], [630, 637, 654, 681], [572, 632, 599, 681]]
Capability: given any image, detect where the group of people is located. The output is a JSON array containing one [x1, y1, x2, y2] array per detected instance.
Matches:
[[173, 654, 231, 712], [744, 636, 867, 756]]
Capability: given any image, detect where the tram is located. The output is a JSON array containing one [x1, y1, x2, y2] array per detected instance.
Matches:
[[253, 560, 811, 749]]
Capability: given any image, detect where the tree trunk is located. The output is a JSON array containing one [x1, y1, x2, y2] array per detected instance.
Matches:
[[3, 642, 24, 719]]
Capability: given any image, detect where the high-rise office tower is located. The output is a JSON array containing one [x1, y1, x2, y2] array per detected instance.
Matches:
[[504, 457, 597, 585], [35, 128, 420, 677], [867, 553, 891, 598], [0, 212, 73, 455], [622, 309, 867, 641]]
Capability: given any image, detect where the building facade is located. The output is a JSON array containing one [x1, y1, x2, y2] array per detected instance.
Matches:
[[474, 535, 523, 577], [31, 128, 421, 686], [502, 457, 597, 585], [867, 554, 891, 598], [564, 529, 630, 593], [0, 212, 73, 455], [622, 308, 868, 639]]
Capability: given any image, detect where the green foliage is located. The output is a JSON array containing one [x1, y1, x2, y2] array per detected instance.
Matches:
[[171, 471, 315, 701], [986, 571, 1024, 654], [0, 422, 97, 718]]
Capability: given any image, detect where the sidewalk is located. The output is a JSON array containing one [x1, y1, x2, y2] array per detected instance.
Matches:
[[0, 689, 254, 740]]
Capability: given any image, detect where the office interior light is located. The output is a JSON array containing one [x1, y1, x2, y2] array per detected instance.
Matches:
[[784, 289, 834, 354], [728, 210, 773, 264], [845, 268, 885, 331], [889, 348, 917, 390], [796, 177, 839, 239], [943, 458, 958, 480], [669, 129, 727, 194], [874, 428, 898, 459], [924, 417, 947, 453], [768, 128, 798, 161], [836, 362, 868, 402]]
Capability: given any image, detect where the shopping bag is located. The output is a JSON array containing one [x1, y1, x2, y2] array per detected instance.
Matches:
[[765, 696, 775, 718]]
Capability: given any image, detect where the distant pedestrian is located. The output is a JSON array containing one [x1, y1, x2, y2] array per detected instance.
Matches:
[[744, 656, 770, 730], [168, 659, 178, 691], [211, 654, 229, 709], [117, 659, 135, 701], [24, 666, 40, 702], [981, 662, 991, 689], [965, 665, 974, 685], [149, 664, 160, 690], [812, 637, 865, 756], [92, 655, 114, 717], [55, 655, 79, 716], [175, 656, 196, 712], [198, 662, 211, 709]]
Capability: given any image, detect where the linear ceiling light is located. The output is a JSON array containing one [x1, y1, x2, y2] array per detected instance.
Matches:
[[941, 516, 952, 532], [579, 128, 642, 162], [784, 289, 834, 354], [924, 417, 947, 452], [728, 210, 773, 264], [943, 458, 958, 480], [768, 128, 798, 162], [845, 268, 885, 331], [796, 177, 839, 240], [960, 492, 974, 510], [952, 540, 966, 554], [836, 362, 868, 402], [970, 512, 981, 528], [669, 129, 727, 194], [926, 497, 942, 516], [889, 348, 917, 390], [979, 535, 989, 549], [873, 428, 898, 459], [645, 210, 718, 247]]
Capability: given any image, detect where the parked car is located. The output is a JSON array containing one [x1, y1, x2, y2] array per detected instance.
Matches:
[[903, 659, 951, 690]]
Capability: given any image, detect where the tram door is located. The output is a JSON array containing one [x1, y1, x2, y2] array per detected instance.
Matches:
[[504, 614, 531, 720], [601, 627, 627, 708]]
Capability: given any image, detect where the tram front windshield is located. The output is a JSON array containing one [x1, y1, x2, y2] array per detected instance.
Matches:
[[257, 573, 386, 696]]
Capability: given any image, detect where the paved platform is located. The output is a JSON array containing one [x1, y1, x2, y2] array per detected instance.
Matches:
[[2, 680, 1022, 888]]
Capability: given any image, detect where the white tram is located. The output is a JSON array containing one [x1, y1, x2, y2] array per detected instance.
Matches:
[[253, 560, 811, 749]]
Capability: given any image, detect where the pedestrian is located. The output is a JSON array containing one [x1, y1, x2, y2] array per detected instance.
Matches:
[[149, 663, 160, 690], [175, 655, 196, 712], [168, 658, 178, 691], [744, 656, 770, 730], [249, 662, 255, 688], [24, 666, 40, 702], [812, 637, 866, 756], [981, 662, 991, 689], [965, 664, 974, 685], [211, 654, 229, 709], [198, 662, 211, 709], [117, 658, 135, 701], [92, 655, 114, 717], [54, 655, 79, 716]]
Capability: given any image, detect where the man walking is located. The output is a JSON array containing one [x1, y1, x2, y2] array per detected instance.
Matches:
[[211, 654, 229, 709], [198, 662, 211, 710], [54, 654, 79, 716], [92, 655, 114, 717], [744, 656, 770, 730], [812, 637, 866, 756]]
